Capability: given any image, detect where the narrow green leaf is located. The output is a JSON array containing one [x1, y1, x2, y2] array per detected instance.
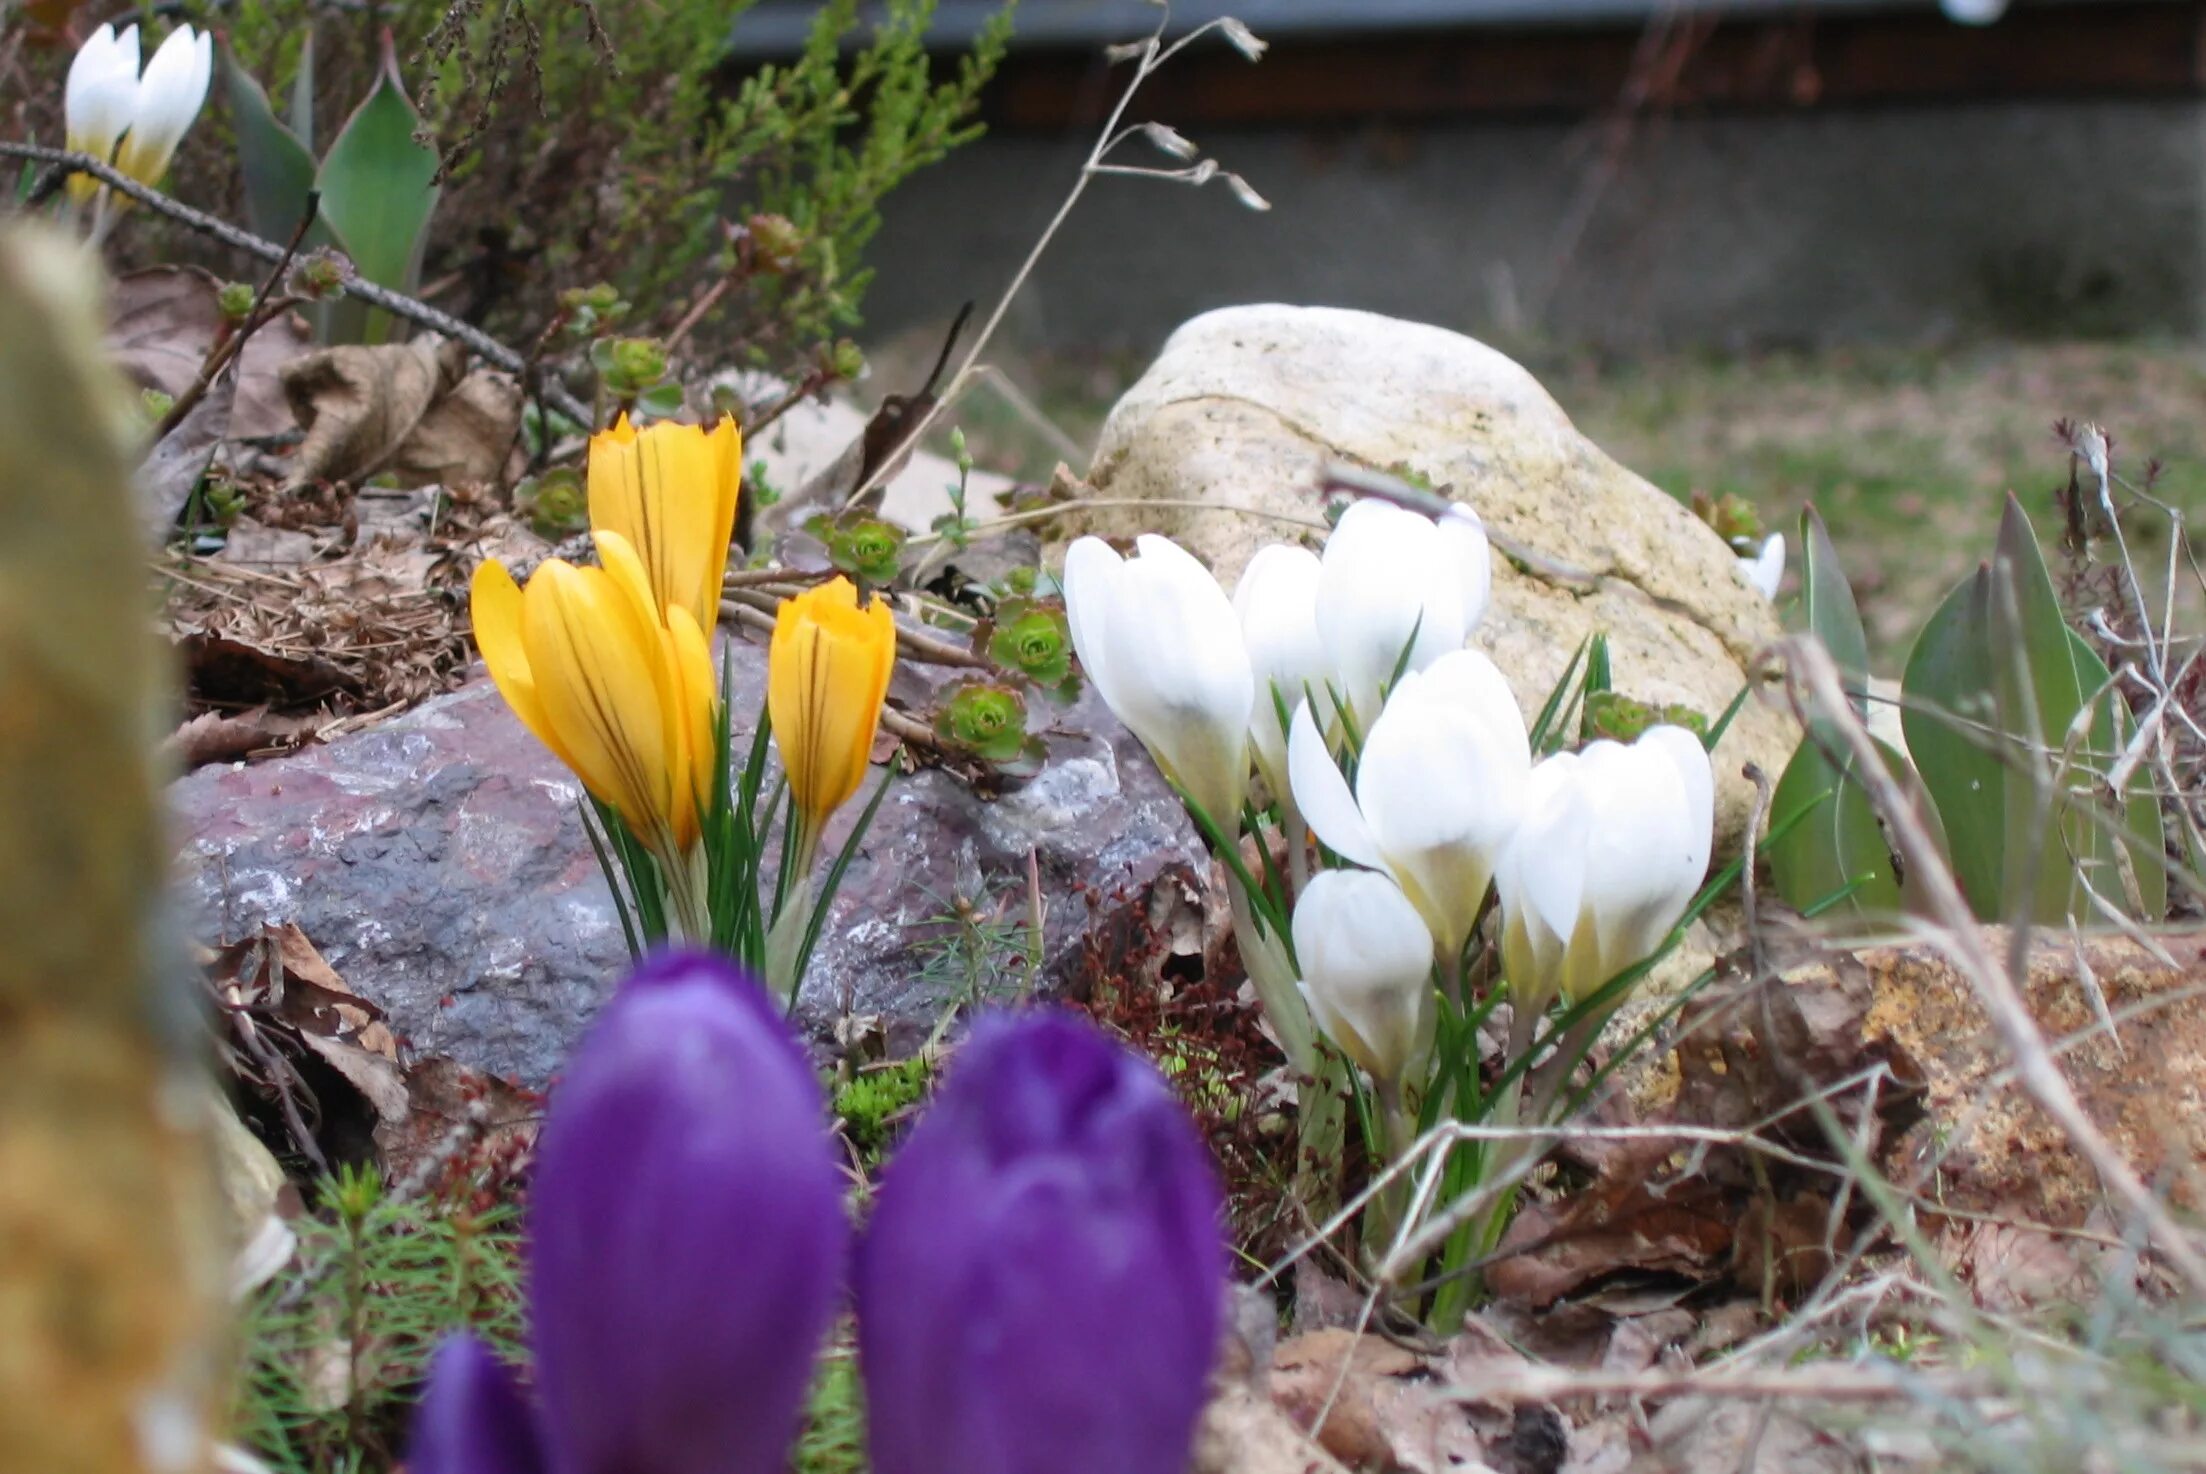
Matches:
[[314, 35, 440, 343]]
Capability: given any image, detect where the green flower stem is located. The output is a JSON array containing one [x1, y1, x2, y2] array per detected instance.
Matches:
[[1224, 870, 1316, 1075]]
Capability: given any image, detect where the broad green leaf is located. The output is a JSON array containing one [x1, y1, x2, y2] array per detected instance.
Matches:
[[1796, 505, 1871, 717], [1768, 736, 1907, 919], [222, 41, 319, 245], [314, 36, 439, 343], [1903, 564, 2006, 914], [1903, 496, 2167, 924]]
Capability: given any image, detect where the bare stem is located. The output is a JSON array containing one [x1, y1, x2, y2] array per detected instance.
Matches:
[[2, 142, 593, 427]]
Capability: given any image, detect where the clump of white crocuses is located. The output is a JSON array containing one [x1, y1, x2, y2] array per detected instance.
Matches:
[[62, 21, 213, 240], [1064, 492, 1721, 1304]]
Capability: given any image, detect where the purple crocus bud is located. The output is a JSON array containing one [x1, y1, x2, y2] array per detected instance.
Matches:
[[410, 1336, 546, 1474], [528, 949, 850, 1474], [856, 1009, 1227, 1474], [408, 952, 845, 1474]]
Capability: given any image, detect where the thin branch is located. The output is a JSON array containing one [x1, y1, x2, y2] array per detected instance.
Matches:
[[1442, 1362, 1994, 1407], [3, 143, 592, 427], [154, 194, 321, 442]]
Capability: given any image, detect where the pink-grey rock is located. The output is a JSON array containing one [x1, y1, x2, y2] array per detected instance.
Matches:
[[170, 645, 1206, 1085]]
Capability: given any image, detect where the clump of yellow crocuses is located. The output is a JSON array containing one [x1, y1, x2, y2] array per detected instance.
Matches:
[[471, 414, 899, 997]]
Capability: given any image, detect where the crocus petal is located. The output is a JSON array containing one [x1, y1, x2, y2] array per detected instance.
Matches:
[[586, 415, 743, 637], [857, 1010, 1225, 1474], [768, 576, 896, 829], [1316, 498, 1490, 725], [1573, 739, 1697, 992], [1065, 535, 1252, 827], [1441, 503, 1493, 638], [469, 558, 578, 775], [1287, 699, 1383, 872], [666, 602, 718, 843], [1737, 533, 1785, 600], [1353, 651, 1530, 958], [522, 553, 679, 844], [1496, 755, 1590, 1010], [532, 951, 848, 1474], [408, 1336, 548, 1474], [1234, 543, 1325, 801], [115, 26, 211, 186], [1291, 869, 1435, 1086], [64, 23, 140, 202]]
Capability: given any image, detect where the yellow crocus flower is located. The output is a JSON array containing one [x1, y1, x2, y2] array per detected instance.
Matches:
[[471, 529, 718, 858], [768, 577, 897, 846], [586, 415, 742, 638]]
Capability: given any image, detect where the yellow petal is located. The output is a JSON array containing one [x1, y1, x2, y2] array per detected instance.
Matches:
[[666, 602, 719, 850], [587, 417, 740, 640], [522, 558, 678, 846], [470, 558, 577, 772], [769, 577, 898, 826]]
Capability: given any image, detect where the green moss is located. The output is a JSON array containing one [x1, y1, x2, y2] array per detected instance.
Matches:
[[835, 1055, 933, 1163]]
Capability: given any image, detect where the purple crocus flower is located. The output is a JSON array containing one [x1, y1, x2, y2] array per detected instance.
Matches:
[[855, 1009, 1227, 1474], [409, 950, 849, 1474]]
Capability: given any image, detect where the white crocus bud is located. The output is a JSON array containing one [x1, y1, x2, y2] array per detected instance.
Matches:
[[115, 25, 212, 187], [1063, 534, 1255, 831], [1736, 532, 1785, 600], [1496, 725, 1715, 1013], [63, 23, 141, 204], [1291, 869, 1435, 1089], [1233, 543, 1325, 805], [1288, 650, 1530, 963], [1314, 498, 1492, 728]]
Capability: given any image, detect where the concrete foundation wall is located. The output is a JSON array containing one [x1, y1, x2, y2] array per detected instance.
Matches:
[[861, 97, 2206, 356]]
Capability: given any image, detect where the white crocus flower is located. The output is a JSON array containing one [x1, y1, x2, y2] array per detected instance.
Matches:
[[1736, 532, 1785, 600], [1315, 497, 1493, 728], [63, 22, 140, 204], [1496, 725, 1715, 1014], [1233, 543, 1325, 805], [1063, 534, 1254, 832], [114, 25, 212, 187], [1288, 649, 1531, 963], [1291, 869, 1435, 1089]]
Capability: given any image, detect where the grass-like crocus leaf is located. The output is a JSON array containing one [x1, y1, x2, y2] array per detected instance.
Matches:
[[313, 31, 438, 343]]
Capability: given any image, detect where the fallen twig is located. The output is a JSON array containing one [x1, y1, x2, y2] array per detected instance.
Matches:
[[2, 143, 593, 428]]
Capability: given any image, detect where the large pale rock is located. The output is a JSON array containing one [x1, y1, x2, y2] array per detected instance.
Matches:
[[1062, 305, 1796, 849]]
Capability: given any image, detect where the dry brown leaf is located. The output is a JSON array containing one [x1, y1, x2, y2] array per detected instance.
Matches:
[[107, 264, 311, 440], [374, 1056, 542, 1191], [162, 707, 322, 770], [282, 335, 464, 488], [390, 369, 524, 488], [135, 369, 233, 533], [1484, 1142, 1738, 1308], [1193, 1381, 1352, 1474], [1271, 1330, 1489, 1473]]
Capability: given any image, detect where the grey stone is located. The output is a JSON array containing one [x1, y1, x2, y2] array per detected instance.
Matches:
[[171, 643, 1206, 1085]]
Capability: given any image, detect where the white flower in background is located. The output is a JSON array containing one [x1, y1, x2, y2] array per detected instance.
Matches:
[[1289, 649, 1531, 963], [62, 22, 140, 204], [115, 24, 213, 187], [1291, 869, 1435, 1089], [1233, 543, 1325, 805], [1315, 498, 1492, 727], [1736, 532, 1785, 600], [1496, 725, 1715, 1012], [1063, 534, 1254, 830]]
